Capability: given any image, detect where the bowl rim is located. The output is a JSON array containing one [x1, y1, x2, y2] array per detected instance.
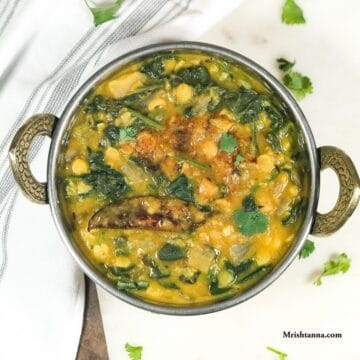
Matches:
[[48, 41, 319, 315]]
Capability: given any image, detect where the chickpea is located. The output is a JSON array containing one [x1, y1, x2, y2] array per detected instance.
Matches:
[[71, 158, 89, 175], [175, 83, 193, 104]]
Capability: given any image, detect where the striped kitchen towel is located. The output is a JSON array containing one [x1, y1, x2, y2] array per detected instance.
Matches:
[[0, 0, 240, 359]]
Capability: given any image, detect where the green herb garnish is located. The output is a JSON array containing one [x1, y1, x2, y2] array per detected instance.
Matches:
[[85, 0, 123, 26], [125, 342, 143, 360], [283, 71, 313, 100], [314, 253, 351, 286], [299, 239, 315, 259], [281, 0, 305, 25], [234, 154, 244, 166], [219, 133, 237, 153], [277, 58, 313, 100], [232, 195, 269, 236], [277, 58, 296, 72], [266, 346, 288, 359]]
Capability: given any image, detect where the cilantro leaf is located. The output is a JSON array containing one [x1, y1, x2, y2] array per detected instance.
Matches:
[[233, 194, 269, 236], [119, 126, 137, 142], [219, 133, 237, 153], [103, 125, 137, 145], [277, 58, 296, 72], [299, 239, 315, 259], [281, 0, 305, 25], [85, 0, 123, 26], [283, 71, 313, 100], [266, 346, 288, 359], [314, 253, 351, 286], [232, 210, 268, 237], [234, 154, 244, 166], [125, 343, 143, 360]]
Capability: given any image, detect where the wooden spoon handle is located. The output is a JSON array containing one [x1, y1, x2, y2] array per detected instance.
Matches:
[[76, 276, 109, 360]]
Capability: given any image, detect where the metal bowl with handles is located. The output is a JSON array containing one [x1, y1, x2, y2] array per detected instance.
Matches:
[[9, 42, 360, 315]]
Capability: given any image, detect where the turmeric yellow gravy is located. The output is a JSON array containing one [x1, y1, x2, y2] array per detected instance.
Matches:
[[60, 52, 308, 305]]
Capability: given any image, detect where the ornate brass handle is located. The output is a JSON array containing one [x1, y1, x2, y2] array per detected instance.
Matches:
[[311, 146, 360, 236], [9, 114, 57, 204]]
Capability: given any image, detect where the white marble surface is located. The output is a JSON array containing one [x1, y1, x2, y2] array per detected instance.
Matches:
[[98, 1, 360, 358]]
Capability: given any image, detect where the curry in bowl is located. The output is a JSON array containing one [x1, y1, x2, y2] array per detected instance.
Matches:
[[60, 51, 309, 305]]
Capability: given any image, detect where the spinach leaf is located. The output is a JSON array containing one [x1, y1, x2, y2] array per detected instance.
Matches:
[[224, 258, 254, 275], [103, 124, 119, 145], [117, 280, 149, 291], [174, 153, 211, 171], [158, 243, 186, 261], [265, 105, 285, 131], [222, 88, 258, 117], [282, 198, 305, 225], [114, 237, 130, 256], [85, 0, 123, 26], [127, 108, 163, 131], [179, 270, 200, 284], [108, 264, 135, 276], [159, 281, 180, 289], [219, 133, 237, 153], [266, 132, 282, 152], [251, 122, 259, 156], [209, 280, 232, 295], [141, 57, 164, 79], [142, 255, 170, 279], [82, 150, 128, 201], [237, 265, 271, 283], [85, 95, 111, 113], [168, 174, 194, 202], [177, 66, 211, 87], [207, 267, 232, 295], [242, 194, 258, 212]]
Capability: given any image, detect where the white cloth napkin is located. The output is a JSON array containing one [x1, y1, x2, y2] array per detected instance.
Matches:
[[0, 0, 241, 359]]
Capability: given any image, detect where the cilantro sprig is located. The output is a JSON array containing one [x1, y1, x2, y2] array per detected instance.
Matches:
[[314, 253, 351, 286], [219, 133, 237, 153], [281, 0, 305, 25], [85, 0, 123, 26], [299, 239, 315, 259], [267, 346, 288, 359], [277, 58, 295, 72], [232, 195, 269, 236], [277, 58, 313, 100], [125, 343, 143, 360]]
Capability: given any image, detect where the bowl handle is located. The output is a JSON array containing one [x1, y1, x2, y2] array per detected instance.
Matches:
[[311, 146, 360, 236], [9, 114, 57, 204]]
